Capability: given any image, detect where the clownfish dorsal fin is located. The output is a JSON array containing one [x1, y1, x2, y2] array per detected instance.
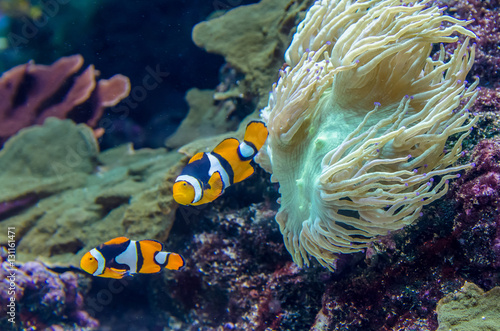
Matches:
[[188, 152, 205, 164], [103, 237, 130, 246], [139, 239, 163, 253], [212, 138, 240, 159], [243, 121, 268, 152]]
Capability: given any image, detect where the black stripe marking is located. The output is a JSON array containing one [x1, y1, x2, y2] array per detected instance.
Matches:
[[153, 251, 162, 267], [211, 152, 234, 185], [98, 240, 130, 270], [136, 241, 144, 273], [181, 153, 211, 183], [164, 253, 170, 268]]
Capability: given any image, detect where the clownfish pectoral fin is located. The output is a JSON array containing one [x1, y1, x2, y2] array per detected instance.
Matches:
[[232, 162, 255, 184], [212, 138, 240, 159], [207, 171, 224, 198], [188, 152, 205, 164], [243, 121, 268, 152], [99, 267, 128, 279], [165, 252, 185, 270], [103, 237, 130, 246], [191, 171, 224, 206]]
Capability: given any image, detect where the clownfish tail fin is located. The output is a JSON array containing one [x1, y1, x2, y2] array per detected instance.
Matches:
[[155, 252, 185, 270], [237, 121, 268, 162], [243, 121, 268, 153], [166, 253, 185, 270]]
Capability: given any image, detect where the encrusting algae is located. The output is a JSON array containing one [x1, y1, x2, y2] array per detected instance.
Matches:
[[258, 0, 479, 270]]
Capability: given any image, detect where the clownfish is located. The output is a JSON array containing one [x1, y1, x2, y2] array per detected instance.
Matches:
[[173, 121, 268, 206], [80, 237, 184, 279]]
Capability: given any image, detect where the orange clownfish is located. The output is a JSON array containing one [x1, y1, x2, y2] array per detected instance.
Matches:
[[173, 121, 268, 206], [80, 237, 185, 279]]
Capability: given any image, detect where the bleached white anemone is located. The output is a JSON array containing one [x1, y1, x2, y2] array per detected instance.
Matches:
[[258, 0, 478, 270]]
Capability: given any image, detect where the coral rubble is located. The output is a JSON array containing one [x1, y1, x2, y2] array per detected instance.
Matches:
[[85, 187, 498, 330]]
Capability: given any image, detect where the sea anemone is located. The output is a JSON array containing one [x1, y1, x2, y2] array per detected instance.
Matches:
[[258, 0, 478, 270]]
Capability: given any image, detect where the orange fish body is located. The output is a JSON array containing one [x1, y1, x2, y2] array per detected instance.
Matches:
[[173, 121, 268, 206], [80, 237, 185, 279]]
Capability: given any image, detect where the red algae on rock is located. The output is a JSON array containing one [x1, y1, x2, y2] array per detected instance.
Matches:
[[443, 0, 500, 85], [454, 138, 500, 268]]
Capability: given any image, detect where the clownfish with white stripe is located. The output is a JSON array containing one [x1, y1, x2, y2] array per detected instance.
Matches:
[[80, 237, 185, 279], [173, 121, 268, 206]]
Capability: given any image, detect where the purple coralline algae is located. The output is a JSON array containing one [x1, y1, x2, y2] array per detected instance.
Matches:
[[159, 203, 326, 331], [129, 192, 496, 330], [454, 139, 500, 268], [0, 249, 98, 330], [442, 0, 500, 85]]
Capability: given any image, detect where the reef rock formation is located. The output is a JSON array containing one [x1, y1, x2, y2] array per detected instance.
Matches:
[[0, 118, 183, 266], [192, 0, 312, 107], [175, 0, 313, 154], [0, 249, 98, 329]]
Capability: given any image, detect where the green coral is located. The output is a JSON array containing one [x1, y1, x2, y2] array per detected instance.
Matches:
[[0, 118, 184, 266], [437, 282, 500, 331]]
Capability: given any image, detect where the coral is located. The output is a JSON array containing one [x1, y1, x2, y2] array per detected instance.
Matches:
[[0, 118, 184, 266], [0, 249, 98, 329], [172, 0, 316, 155], [258, 0, 478, 269], [178, 0, 315, 156], [192, 0, 313, 110], [165, 88, 242, 149], [436, 282, 500, 331], [0, 54, 130, 147], [459, 87, 500, 145]]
